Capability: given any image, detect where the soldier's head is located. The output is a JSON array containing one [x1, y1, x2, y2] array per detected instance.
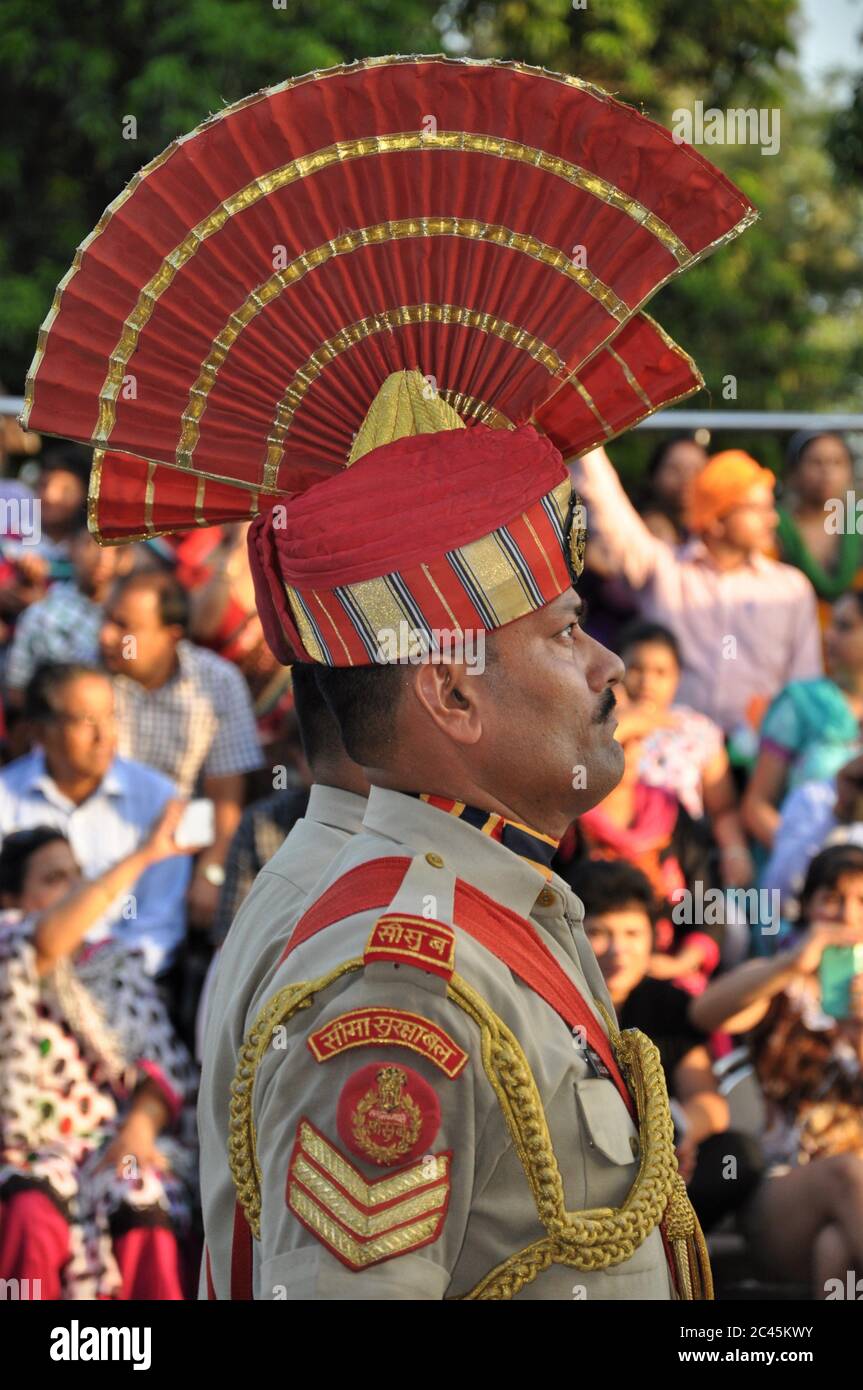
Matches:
[[313, 589, 623, 837], [249, 395, 626, 839]]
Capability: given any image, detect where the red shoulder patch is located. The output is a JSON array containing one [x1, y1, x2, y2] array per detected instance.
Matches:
[[364, 913, 455, 979], [306, 1007, 468, 1078], [337, 1062, 441, 1167]]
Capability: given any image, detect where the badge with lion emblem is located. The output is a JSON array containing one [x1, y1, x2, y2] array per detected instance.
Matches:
[[337, 1063, 441, 1167]]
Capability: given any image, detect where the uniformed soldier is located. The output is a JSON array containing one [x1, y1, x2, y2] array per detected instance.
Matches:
[[205, 371, 712, 1300], [198, 664, 368, 1293], [17, 51, 753, 1302]]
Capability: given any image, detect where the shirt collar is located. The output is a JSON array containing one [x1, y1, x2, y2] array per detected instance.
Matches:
[[679, 536, 772, 572], [306, 784, 368, 835], [28, 748, 125, 805], [115, 639, 192, 696], [362, 786, 572, 921], [413, 793, 560, 878]]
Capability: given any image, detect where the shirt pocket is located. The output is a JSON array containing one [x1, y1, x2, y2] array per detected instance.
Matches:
[[573, 1077, 640, 1208]]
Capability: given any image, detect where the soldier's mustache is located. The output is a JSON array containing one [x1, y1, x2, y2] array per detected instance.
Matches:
[[593, 689, 617, 724]]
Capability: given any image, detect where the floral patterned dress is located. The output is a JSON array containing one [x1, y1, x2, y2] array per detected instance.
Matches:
[[636, 704, 724, 821], [0, 914, 198, 1297]]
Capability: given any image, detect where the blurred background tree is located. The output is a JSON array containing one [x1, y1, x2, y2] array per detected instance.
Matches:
[[0, 0, 441, 387], [2, 0, 862, 474], [446, 0, 863, 470]]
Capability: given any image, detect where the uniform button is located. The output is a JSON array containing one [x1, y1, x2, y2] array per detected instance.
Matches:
[[629, 1135, 640, 1158], [425, 852, 445, 869], [537, 887, 556, 908]]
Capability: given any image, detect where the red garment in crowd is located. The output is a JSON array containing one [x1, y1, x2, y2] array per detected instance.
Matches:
[[0, 1188, 185, 1299]]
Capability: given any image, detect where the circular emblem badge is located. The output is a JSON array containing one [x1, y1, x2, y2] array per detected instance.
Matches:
[[336, 1063, 441, 1167]]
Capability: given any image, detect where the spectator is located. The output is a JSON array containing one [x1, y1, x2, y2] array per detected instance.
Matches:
[[639, 432, 709, 544], [576, 859, 762, 1233], [209, 785, 308, 949], [99, 572, 263, 929], [196, 664, 369, 1273], [618, 620, 753, 886], [32, 444, 91, 570], [761, 752, 863, 910], [0, 663, 191, 974], [569, 446, 822, 732], [776, 431, 861, 627], [0, 809, 198, 1299], [5, 525, 127, 707], [574, 719, 720, 991], [692, 845, 863, 1296], [743, 593, 863, 850], [179, 522, 295, 750]]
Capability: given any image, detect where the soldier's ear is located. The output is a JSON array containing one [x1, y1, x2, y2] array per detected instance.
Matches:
[[411, 660, 483, 746]]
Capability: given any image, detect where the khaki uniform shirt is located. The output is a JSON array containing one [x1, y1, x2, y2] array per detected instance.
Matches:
[[198, 784, 367, 1294], [230, 788, 674, 1301]]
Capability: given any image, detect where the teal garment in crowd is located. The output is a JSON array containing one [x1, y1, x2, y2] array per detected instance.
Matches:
[[759, 676, 862, 788]]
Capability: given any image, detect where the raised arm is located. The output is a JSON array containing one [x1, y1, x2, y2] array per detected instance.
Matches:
[[568, 447, 672, 590], [33, 800, 189, 974]]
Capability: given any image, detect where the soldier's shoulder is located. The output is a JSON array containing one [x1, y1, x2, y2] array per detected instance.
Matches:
[[260, 839, 513, 998]]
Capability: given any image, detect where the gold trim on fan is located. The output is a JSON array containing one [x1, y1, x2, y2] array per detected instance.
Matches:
[[85, 309, 701, 544], [440, 389, 512, 430], [174, 215, 628, 470], [261, 303, 569, 490], [87, 125, 681, 450], [88, 448, 272, 543], [22, 53, 757, 441], [551, 375, 707, 464], [25, 116, 693, 431], [570, 379, 614, 438], [607, 346, 654, 410], [538, 306, 705, 419]]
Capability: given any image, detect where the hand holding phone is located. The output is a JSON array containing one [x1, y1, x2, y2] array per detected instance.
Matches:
[[819, 944, 863, 1020], [174, 798, 216, 851]]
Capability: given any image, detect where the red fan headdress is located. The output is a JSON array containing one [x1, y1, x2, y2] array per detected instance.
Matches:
[[21, 54, 755, 663]]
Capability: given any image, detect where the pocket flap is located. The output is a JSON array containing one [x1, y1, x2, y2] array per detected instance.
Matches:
[[574, 1078, 639, 1166]]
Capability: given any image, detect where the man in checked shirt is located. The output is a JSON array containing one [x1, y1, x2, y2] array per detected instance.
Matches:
[[100, 570, 263, 932]]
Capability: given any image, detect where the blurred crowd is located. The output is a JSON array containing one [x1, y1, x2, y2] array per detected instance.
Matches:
[[2, 424, 863, 1299]]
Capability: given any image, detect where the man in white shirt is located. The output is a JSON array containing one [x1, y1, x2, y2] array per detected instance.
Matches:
[[0, 663, 190, 974]]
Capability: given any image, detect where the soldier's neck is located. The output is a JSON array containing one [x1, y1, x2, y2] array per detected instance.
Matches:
[[368, 771, 570, 840]]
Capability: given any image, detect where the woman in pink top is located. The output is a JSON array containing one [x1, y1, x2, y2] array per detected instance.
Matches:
[[618, 619, 753, 887]]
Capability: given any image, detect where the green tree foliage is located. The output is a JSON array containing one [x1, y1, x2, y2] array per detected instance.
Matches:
[[0, 0, 442, 385], [828, 75, 863, 182], [450, 0, 863, 468], [3, 0, 862, 448], [448, 0, 799, 112]]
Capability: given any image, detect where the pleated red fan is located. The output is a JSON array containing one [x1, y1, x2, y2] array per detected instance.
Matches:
[[22, 54, 756, 541]]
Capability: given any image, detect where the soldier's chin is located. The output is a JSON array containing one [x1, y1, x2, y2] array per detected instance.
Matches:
[[569, 739, 625, 815]]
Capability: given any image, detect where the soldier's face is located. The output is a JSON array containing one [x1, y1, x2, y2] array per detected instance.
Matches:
[[474, 588, 625, 831]]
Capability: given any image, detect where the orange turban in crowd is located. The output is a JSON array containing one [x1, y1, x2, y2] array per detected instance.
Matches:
[[686, 450, 775, 534]]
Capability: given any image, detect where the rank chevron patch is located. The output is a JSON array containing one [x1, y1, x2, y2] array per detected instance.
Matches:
[[286, 1118, 452, 1271]]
